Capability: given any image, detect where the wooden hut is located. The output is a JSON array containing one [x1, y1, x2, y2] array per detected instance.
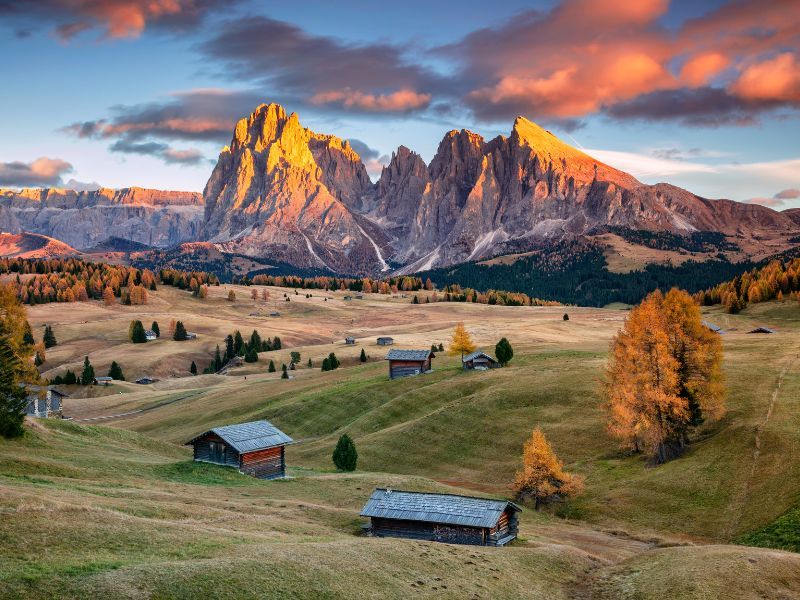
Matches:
[[361, 489, 521, 546], [186, 420, 293, 479], [93, 376, 113, 386], [377, 337, 394, 346], [385, 349, 435, 379], [135, 376, 157, 385], [462, 350, 500, 370], [748, 326, 776, 334], [345, 336, 356, 345], [145, 329, 158, 341], [24, 386, 66, 419], [702, 321, 724, 334]]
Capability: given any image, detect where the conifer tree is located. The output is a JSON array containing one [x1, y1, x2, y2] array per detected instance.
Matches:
[[321, 357, 330, 372], [173, 321, 188, 341], [281, 364, 288, 379], [64, 369, 77, 385], [43, 325, 57, 348], [332, 434, 358, 471], [151, 321, 160, 337], [290, 351, 301, 364], [214, 345, 223, 372], [234, 330, 245, 355], [307, 358, 313, 368], [563, 313, 569, 321], [22, 322, 34, 346], [0, 339, 27, 438], [190, 361, 197, 375], [250, 330, 261, 350], [513, 427, 583, 509], [108, 361, 125, 381], [360, 348, 367, 363], [272, 336, 282, 350], [129, 320, 147, 343], [268, 360, 276, 373], [244, 345, 258, 363], [495, 337, 514, 366], [80, 356, 95, 385]]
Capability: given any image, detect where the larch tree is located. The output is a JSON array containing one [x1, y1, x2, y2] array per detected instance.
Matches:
[[102, 286, 116, 306], [604, 288, 725, 464], [513, 427, 583, 509], [449, 322, 476, 360]]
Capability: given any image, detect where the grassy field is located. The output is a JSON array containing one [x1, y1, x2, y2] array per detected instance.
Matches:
[[3, 285, 800, 597]]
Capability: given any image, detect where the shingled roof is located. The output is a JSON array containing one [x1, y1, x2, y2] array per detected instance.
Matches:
[[463, 350, 495, 362], [187, 420, 293, 453], [361, 489, 520, 528], [385, 349, 434, 361]]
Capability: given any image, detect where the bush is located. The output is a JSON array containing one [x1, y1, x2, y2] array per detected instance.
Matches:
[[332, 434, 358, 471]]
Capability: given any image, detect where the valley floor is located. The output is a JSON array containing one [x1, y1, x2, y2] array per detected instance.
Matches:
[[2, 285, 800, 598]]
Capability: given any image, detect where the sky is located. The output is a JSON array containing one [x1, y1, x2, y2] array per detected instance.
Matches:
[[0, 0, 798, 209]]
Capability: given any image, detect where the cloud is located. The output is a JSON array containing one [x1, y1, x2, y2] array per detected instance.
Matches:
[[199, 16, 444, 115], [347, 139, 390, 179], [743, 197, 788, 208], [108, 138, 208, 166], [64, 178, 101, 191], [0, 0, 239, 40], [730, 53, 800, 103], [775, 188, 800, 200], [0, 157, 73, 187]]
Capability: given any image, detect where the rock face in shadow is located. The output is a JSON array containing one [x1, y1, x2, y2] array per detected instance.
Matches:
[[0, 187, 203, 250]]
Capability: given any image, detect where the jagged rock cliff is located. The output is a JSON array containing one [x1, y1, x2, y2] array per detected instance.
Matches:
[[0, 187, 203, 250]]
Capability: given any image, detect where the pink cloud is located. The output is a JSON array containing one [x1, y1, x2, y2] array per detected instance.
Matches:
[[680, 52, 730, 86], [311, 89, 431, 113], [730, 53, 800, 102]]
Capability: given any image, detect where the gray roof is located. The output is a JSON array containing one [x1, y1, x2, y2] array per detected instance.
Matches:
[[361, 489, 520, 528], [187, 419, 293, 453], [94, 376, 113, 381], [385, 349, 434, 361], [748, 326, 776, 334], [463, 350, 496, 362], [702, 321, 723, 333]]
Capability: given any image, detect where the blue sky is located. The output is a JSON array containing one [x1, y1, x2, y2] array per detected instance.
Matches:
[[0, 0, 798, 208]]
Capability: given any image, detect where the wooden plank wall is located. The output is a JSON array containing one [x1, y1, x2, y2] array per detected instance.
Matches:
[[240, 446, 285, 479]]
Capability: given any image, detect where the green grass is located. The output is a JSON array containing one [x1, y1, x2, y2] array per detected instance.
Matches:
[[738, 506, 800, 552]]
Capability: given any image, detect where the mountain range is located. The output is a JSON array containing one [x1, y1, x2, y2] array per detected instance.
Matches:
[[1, 102, 798, 275]]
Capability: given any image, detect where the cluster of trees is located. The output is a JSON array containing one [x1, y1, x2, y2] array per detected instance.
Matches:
[[321, 352, 340, 372], [606, 227, 739, 253], [52, 357, 125, 384], [605, 288, 725, 464], [158, 269, 218, 290], [248, 273, 433, 294], [697, 258, 800, 313], [448, 323, 514, 367], [204, 329, 281, 373], [429, 286, 558, 307]]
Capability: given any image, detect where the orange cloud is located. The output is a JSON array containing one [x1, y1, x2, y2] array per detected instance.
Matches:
[[731, 53, 800, 102], [680, 52, 730, 86], [311, 89, 431, 112]]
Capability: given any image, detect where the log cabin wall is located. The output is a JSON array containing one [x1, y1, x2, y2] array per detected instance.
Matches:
[[388, 359, 430, 379], [370, 518, 485, 545], [240, 446, 285, 479], [192, 433, 240, 467]]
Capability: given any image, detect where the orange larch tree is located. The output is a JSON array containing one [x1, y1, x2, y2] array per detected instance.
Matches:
[[513, 427, 584, 509]]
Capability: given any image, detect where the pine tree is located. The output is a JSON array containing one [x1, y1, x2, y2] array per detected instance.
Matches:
[[290, 351, 301, 364], [22, 322, 35, 346], [332, 434, 358, 471], [129, 320, 147, 343], [268, 360, 276, 373], [438, 343, 444, 352], [64, 369, 77, 385], [244, 345, 258, 363], [81, 356, 95, 385], [151, 321, 160, 337], [108, 361, 125, 381], [327, 352, 340, 370], [43, 325, 57, 348], [449, 322, 476, 360], [249, 330, 261, 350], [173, 321, 188, 341], [307, 358, 313, 368], [563, 313, 569, 321], [0, 339, 27, 438], [190, 361, 197, 375], [214, 345, 223, 372], [321, 357, 330, 372], [513, 427, 583, 509], [360, 348, 367, 363], [272, 336, 282, 350], [281, 364, 289, 379], [102, 286, 116, 306], [495, 337, 514, 366], [234, 330, 245, 356]]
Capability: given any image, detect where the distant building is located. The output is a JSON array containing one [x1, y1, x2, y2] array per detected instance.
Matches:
[[24, 386, 67, 419], [135, 376, 157, 385], [343, 295, 353, 301], [145, 329, 158, 341], [93, 376, 113, 386], [385, 349, 435, 379], [361, 489, 521, 546], [702, 321, 724, 334], [186, 419, 294, 479], [462, 350, 500, 370], [354, 294, 364, 300], [748, 327, 776, 334], [377, 337, 394, 346], [270, 312, 281, 317], [345, 336, 356, 345], [185, 332, 198, 340]]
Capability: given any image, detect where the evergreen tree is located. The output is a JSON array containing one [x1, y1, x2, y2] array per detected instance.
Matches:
[[151, 321, 160, 337], [190, 361, 197, 375], [273, 336, 282, 350], [327, 352, 340, 370], [261, 338, 271, 352], [250, 330, 262, 350], [495, 337, 514, 367], [430, 344, 437, 352], [173, 321, 188, 341], [563, 313, 569, 321], [80, 356, 95, 385], [244, 345, 258, 363], [281, 364, 289, 379], [0, 339, 27, 438], [51, 374, 64, 385], [214, 345, 223, 372], [224, 334, 235, 361], [43, 324, 57, 348], [234, 330, 245, 356], [108, 361, 125, 381], [290, 351, 301, 364], [307, 358, 313, 368], [412, 295, 419, 304], [268, 360, 276, 373], [360, 348, 367, 363], [64, 369, 77, 385], [22, 322, 35, 346], [332, 434, 358, 471], [438, 343, 444, 352], [321, 357, 330, 372], [129, 320, 147, 343]]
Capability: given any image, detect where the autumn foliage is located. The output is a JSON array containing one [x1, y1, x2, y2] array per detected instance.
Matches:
[[448, 322, 476, 359], [604, 288, 725, 464], [698, 257, 800, 313], [513, 427, 584, 509]]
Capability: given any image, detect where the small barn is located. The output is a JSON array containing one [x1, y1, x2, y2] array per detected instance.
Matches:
[[187, 419, 293, 479], [185, 332, 198, 339], [361, 489, 521, 546], [748, 326, 776, 334], [345, 336, 356, 345], [462, 350, 500, 370], [377, 337, 394, 346], [24, 386, 67, 419], [385, 349, 434, 379], [93, 376, 113, 386], [702, 321, 724, 334], [145, 329, 158, 341], [135, 376, 157, 385]]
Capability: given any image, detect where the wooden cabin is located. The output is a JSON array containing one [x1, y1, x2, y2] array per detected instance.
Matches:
[[185, 332, 198, 339], [385, 349, 435, 379], [377, 337, 394, 346], [135, 376, 157, 385], [361, 489, 521, 546], [345, 336, 356, 345], [186, 419, 293, 479], [462, 350, 500, 370], [748, 326, 776, 334], [145, 329, 158, 341], [702, 321, 724, 334], [93, 376, 113, 386], [24, 386, 66, 419]]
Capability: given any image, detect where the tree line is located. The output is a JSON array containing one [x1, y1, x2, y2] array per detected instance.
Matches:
[[697, 257, 800, 313]]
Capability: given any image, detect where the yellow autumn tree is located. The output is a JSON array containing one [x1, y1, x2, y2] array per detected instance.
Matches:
[[604, 288, 725, 464], [513, 427, 584, 509], [102, 286, 115, 306], [448, 322, 476, 360]]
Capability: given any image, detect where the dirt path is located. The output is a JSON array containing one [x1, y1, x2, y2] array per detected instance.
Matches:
[[71, 391, 201, 423]]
